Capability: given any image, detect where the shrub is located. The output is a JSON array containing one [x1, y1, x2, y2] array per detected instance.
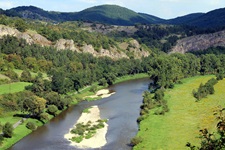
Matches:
[[2, 122, 13, 138], [26, 122, 36, 130], [216, 73, 224, 80], [130, 136, 143, 147], [47, 105, 58, 116], [71, 136, 83, 143]]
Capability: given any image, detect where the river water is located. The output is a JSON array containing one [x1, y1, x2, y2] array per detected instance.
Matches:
[[9, 78, 150, 150]]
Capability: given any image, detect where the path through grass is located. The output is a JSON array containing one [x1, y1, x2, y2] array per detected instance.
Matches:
[[135, 75, 225, 150]]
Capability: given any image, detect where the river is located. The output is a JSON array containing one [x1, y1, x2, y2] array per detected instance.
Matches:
[[9, 78, 150, 150]]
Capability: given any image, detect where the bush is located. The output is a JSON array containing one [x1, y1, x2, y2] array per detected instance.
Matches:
[[71, 136, 83, 143], [98, 78, 107, 86], [4, 70, 18, 81], [130, 136, 143, 147], [89, 85, 97, 93], [20, 70, 32, 82], [26, 122, 36, 130], [216, 73, 224, 80], [2, 122, 13, 138], [47, 105, 58, 116], [137, 116, 146, 123]]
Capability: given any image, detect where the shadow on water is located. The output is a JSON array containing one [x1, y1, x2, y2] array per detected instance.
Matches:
[[9, 78, 150, 150]]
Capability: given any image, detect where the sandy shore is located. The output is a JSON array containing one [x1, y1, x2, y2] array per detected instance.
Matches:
[[64, 106, 108, 149], [87, 89, 115, 99]]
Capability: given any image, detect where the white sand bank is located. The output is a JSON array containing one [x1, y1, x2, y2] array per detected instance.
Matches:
[[64, 106, 108, 148], [87, 89, 115, 99]]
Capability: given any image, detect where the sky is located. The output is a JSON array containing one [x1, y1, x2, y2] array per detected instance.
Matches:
[[0, 0, 224, 19]]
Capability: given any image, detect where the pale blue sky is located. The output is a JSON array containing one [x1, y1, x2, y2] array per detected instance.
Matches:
[[0, 0, 224, 19]]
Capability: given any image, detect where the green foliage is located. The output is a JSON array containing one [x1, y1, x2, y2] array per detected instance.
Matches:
[[186, 108, 225, 150], [89, 85, 97, 93], [2, 122, 13, 138], [26, 122, 36, 130], [14, 18, 28, 32], [193, 78, 218, 101], [70, 119, 106, 143], [20, 70, 32, 82], [47, 105, 58, 116], [4, 70, 18, 81], [130, 136, 143, 147], [39, 112, 49, 122]]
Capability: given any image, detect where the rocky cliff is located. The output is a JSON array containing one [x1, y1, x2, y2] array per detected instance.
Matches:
[[0, 25, 149, 59], [172, 30, 225, 53]]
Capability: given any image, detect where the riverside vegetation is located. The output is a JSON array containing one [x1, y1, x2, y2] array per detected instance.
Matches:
[[0, 7, 225, 150]]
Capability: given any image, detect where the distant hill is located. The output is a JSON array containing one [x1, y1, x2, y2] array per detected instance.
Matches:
[[3, 5, 158, 25], [138, 13, 165, 24], [166, 13, 204, 25], [187, 8, 225, 28], [2, 5, 225, 28], [165, 7, 225, 28]]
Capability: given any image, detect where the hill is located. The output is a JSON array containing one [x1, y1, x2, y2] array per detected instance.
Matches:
[[71, 5, 152, 25], [165, 7, 225, 28], [3, 5, 157, 26], [2, 5, 225, 28], [166, 13, 204, 25], [187, 7, 225, 28]]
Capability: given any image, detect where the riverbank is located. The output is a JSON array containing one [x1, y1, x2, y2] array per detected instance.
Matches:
[[134, 75, 225, 150], [64, 106, 108, 148]]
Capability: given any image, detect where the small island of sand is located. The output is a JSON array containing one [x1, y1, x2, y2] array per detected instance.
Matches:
[[64, 105, 108, 149], [86, 89, 115, 99]]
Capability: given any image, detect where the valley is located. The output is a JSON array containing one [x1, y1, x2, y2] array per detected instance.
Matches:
[[0, 3, 225, 150]]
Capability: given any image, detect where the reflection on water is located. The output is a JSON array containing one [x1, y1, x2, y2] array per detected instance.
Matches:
[[9, 78, 150, 150]]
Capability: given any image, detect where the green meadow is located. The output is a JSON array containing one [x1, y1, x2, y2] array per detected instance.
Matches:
[[0, 82, 32, 95], [135, 75, 225, 150]]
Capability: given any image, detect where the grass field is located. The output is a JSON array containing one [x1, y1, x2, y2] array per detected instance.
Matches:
[[134, 75, 225, 150], [0, 82, 32, 95]]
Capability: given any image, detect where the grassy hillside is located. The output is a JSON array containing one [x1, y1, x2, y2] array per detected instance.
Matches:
[[135, 75, 225, 150]]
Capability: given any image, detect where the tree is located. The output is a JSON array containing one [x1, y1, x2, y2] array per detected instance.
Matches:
[[2, 122, 13, 138], [14, 18, 28, 32], [39, 112, 49, 122], [20, 69, 32, 82], [22, 96, 46, 117], [47, 105, 58, 116], [26, 122, 36, 130]]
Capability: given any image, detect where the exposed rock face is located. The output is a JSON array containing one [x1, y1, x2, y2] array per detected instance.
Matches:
[[0, 24, 150, 59], [54, 39, 77, 51], [29, 33, 51, 46], [119, 39, 150, 59], [0, 25, 51, 46], [81, 44, 129, 59], [172, 30, 225, 53]]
